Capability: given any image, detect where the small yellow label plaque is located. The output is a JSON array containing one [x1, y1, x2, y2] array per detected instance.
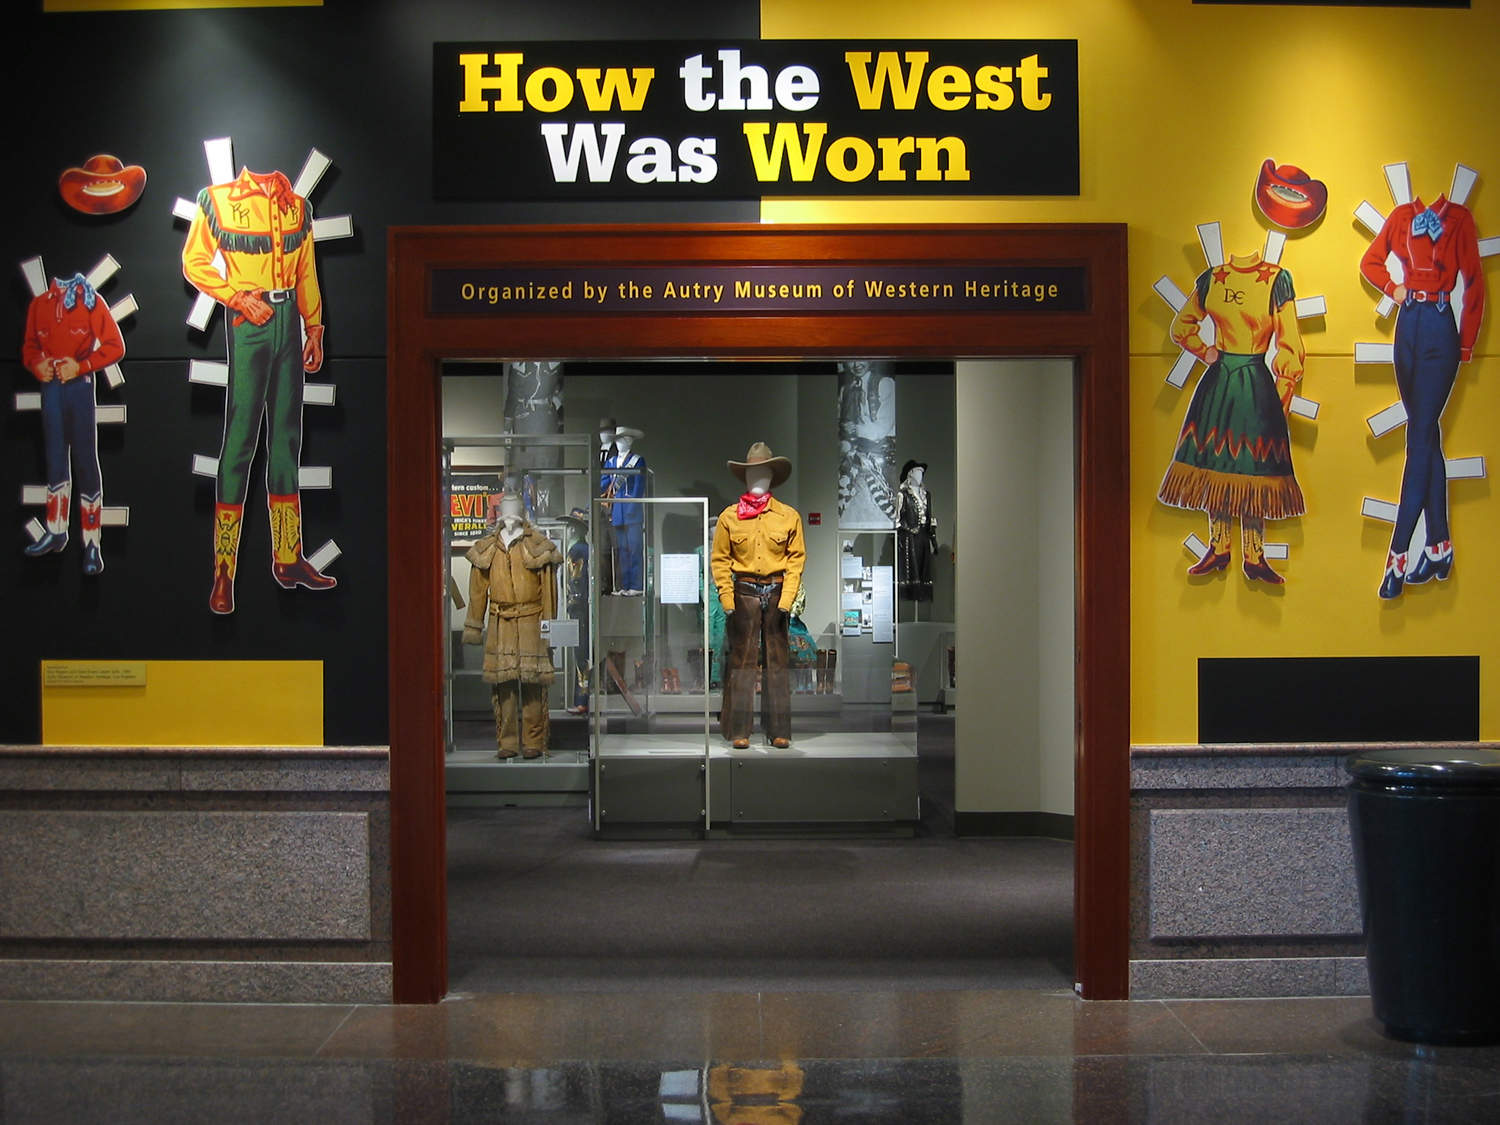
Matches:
[[42, 661, 148, 688]]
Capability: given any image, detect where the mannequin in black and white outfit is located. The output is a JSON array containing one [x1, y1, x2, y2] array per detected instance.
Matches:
[[897, 459, 938, 601]]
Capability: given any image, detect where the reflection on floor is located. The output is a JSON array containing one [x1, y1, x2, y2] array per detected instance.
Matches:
[[5, 993, 1500, 1122]]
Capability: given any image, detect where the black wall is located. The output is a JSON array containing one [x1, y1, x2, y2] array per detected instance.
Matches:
[[1, 1, 759, 744]]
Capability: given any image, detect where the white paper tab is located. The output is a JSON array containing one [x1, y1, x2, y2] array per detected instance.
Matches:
[[293, 148, 332, 199], [172, 196, 199, 222], [1376, 295, 1397, 319], [311, 214, 353, 241], [1153, 276, 1187, 312], [1263, 543, 1289, 561], [1354, 201, 1386, 237], [96, 405, 127, 424], [1479, 236, 1500, 259], [304, 382, 337, 407], [1289, 396, 1319, 420], [14, 392, 40, 411], [109, 294, 139, 323], [1355, 341, 1395, 365], [101, 363, 124, 390], [1263, 229, 1286, 265], [102, 507, 130, 527], [86, 254, 120, 290], [21, 485, 48, 505], [1183, 533, 1208, 561], [20, 256, 47, 298], [189, 359, 230, 387], [307, 540, 341, 573], [1196, 221, 1224, 268], [299, 466, 333, 490], [192, 454, 219, 478], [187, 291, 217, 331], [1446, 456, 1486, 480], [204, 136, 234, 187], [1451, 163, 1479, 208], [1367, 401, 1408, 437], [1362, 497, 1399, 523], [24, 518, 44, 543], [1294, 295, 1327, 319], [1383, 162, 1412, 206], [1165, 350, 1196, 389]]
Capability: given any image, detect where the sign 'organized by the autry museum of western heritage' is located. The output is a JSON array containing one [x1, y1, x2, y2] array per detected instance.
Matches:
[[433, 40, 1079, 200], [428, 265, 1089, 316]]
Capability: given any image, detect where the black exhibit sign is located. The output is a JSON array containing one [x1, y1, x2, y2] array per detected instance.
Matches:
[[429, 265, 1088, 315], [433, 40, 1080, 200]]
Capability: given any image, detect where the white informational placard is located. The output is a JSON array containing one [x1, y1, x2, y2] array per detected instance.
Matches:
[[871, 565, 895, 643], [659, 553, 701, 605], [542, 618, 580, 647], [841, 554, 864, 579]]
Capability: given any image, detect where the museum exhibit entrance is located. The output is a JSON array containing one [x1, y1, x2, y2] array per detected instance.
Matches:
[[388, 224, 1129, 1002]]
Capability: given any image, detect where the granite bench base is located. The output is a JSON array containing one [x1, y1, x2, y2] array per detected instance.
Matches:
[[0, 746, 391, 1004], [1130, 742, 1500, 1000]]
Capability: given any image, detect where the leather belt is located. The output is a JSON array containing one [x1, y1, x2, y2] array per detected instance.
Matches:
[[265, 287, 296, 303], [734, 574, 784, 600], [1407, 289, 1450, 305]]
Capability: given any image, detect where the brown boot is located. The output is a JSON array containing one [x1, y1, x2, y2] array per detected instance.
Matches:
[[269, 493, 336, 590], [210, 502, 243, 615]]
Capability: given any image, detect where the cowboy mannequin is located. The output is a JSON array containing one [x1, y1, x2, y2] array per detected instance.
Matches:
[[602, 425, 646, 594], [463, 490, 562, 759], [710, 442, 806, 749]]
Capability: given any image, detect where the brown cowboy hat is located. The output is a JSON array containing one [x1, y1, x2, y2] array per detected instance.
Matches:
[[59, 154, 147, 215], [728, 442, 792, 487]]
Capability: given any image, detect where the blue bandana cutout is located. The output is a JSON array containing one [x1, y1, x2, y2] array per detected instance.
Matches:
[[1412, 210, 1444, 241], [55, 273, 98, 311]]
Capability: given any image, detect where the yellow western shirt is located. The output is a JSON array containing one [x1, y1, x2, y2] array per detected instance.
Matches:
[[181, 168, 323, 328], [1170, 252, 1302, 382], [710, 496, 806, 613]]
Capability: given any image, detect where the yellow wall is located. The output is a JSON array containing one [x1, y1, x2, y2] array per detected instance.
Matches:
[[42, 660, 324, 746], [764, 0, 1500, 742]]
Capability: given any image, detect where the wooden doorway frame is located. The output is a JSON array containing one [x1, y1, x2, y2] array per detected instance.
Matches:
[[386, 223, 1130, 1002]]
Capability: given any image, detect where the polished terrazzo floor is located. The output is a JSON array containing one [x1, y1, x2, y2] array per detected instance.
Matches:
[[4, 991, 1500, 1122]]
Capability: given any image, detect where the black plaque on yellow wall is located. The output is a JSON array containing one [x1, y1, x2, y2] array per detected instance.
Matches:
[[433, 40, 1080, 200], [1199, 656, 1480, 743]]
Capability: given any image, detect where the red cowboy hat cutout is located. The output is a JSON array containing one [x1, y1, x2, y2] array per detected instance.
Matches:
[[1254, 159, 1328, 231], [59, 154, 147, 215]]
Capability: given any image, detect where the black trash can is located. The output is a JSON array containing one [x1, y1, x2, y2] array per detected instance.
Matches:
[[1346, 748, 1500, 1044]]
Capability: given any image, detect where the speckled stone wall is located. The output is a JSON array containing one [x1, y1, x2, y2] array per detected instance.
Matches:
[[1130, 745, 1369, 1000], [0, 747, 390, 1003]]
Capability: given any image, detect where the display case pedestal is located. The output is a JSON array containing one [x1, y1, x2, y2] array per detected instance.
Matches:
[[594, 736, 918, 839]]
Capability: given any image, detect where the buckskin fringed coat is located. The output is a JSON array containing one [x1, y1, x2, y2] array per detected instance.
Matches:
[[463, 525, 562, 684]]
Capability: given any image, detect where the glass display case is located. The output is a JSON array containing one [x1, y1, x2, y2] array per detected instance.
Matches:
[[591, 470, 918, 837], [442, 432, 595, 802], [590, 493, 714, 832], [438, 360, 936, 833]]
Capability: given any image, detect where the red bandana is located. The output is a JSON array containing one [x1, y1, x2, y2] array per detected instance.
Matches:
[[736, 491, 772, 519]]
